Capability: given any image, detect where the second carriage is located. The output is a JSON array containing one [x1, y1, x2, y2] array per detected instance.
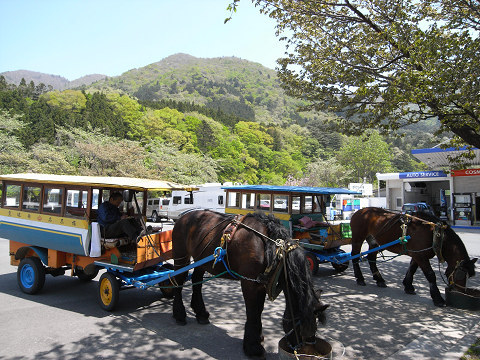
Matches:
[[222, 184, 361, 274]]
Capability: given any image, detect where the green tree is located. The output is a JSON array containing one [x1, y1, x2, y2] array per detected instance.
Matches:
[[0, 110, 30, 173], [337, 131, 393, 183], [230, 0, 480, 150], [286, 158, 352, 188]]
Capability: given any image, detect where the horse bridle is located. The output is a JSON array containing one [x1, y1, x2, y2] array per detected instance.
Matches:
[[448, 259, 472, 289]]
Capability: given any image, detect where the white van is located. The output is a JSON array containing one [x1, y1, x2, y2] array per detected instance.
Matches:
[[146, 197, 170, 222], [168, 183, 226, 221]]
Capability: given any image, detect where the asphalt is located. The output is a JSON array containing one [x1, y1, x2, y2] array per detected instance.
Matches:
[[0, 226, 479, 359]]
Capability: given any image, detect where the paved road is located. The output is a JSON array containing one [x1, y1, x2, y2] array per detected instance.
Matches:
[[0, 225, 479, 359]]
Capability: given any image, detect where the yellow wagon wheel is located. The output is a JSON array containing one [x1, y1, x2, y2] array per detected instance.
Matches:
[[98, 272, 119, 311]]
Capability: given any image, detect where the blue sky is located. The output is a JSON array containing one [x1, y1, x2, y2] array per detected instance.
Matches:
[[0, 0, 286, 80]]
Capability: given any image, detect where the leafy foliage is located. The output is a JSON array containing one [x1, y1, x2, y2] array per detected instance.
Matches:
[[234, 0, 480, 151], [0, 61, 427, 186]]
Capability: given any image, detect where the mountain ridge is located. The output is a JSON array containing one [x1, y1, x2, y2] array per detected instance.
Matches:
[[1, 69, 107, 90]]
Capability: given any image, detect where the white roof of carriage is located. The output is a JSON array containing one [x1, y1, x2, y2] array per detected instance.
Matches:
[[0, 173, 196, 191]]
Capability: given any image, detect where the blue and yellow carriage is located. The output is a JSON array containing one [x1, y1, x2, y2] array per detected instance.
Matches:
[[0, 173, 217, 310], [222, 185, 360, 274]]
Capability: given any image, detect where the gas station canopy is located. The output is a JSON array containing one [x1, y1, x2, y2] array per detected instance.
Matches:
[[411, 147, 480, 168]]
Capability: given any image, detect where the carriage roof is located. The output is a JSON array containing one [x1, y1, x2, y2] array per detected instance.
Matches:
[[0, 173, 196, 192], [221, 184, 361, 195]]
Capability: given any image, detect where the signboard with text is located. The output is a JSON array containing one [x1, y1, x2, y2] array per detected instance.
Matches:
[[399, 171, 447, 179], [451, 169, 480, 177]]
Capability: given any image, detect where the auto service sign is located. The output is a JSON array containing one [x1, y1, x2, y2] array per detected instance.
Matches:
[[451, 169, 480, 177], [399, 171, 447, 179]]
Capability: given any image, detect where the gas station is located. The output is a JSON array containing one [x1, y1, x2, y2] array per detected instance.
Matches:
[[376, 147, 480, 227]]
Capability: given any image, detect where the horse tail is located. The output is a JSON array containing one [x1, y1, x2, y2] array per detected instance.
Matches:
[[285, 246, 319, 337]]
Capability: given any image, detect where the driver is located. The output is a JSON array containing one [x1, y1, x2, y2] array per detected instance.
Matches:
[[97, 192, 142, 242]]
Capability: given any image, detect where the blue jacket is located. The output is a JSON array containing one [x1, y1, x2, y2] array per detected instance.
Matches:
[[97, 201, 121, 227]]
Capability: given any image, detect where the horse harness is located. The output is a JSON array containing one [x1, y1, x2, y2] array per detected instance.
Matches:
[[218, 215, 299, 301], [372, 212, 448, 262], [403, 213, 448, 263]]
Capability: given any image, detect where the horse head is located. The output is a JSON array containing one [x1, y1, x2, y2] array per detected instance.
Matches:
[[448, 257, 477, 289], [281, 248, 329, 352], [413, 212, 477, 289]]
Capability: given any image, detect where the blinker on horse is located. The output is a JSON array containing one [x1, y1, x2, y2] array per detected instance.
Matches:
[[350, 207, 477, 307], [171, 210, 328, 359]]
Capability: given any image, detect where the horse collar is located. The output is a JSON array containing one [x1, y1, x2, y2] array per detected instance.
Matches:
[[220, 215, 245, 248]]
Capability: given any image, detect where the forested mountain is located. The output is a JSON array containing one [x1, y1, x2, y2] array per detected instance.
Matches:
[[0, 54, 444, 186], [91, 53, 313, 126], [0, 70, 106, 90]]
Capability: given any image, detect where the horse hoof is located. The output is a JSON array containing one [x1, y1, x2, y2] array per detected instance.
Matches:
[[174, 317, 187, 326], [356, 279, 366, 286], [434, 300, 446, 307], [244, 347, 266, 360], [196, 317, 210, 325], [377, 281, 387, 288]]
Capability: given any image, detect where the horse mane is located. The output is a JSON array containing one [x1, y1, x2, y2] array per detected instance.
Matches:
[[244, 212, 290, 267], [244, 212, 319, 336], [412, 211, 469, 259]]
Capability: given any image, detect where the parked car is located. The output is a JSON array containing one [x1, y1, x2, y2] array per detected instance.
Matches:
[[147, 197, 170, 222], [402, 202, 434, 216]]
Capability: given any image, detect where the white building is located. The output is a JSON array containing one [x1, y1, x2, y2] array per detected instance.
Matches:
[[377, 147, 480, 227]]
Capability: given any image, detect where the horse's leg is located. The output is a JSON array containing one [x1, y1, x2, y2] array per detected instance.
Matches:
[[417, 257, 446, 307], [402, 258, 418, 295], [351, 236, 366, 286], [172, 263, 189, 325], [190, 268, 210, 324], [241, 280, 267, 359], [366, 235, 387, 288]]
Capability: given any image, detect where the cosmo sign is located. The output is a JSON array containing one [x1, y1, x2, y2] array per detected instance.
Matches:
[[399, 171, 447, 179], [451, 169, 480, 177]]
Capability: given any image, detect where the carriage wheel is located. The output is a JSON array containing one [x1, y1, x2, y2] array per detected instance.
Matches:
[[158, 262, 175, 298], [305, 252, 319, 275], [159, 283, 175, 298], [332, 262, 349, 272], [98, 272, 119, 311], [332, 249, 349, 272], [75, 266, 99, 281], [17, 257, 46, 294]]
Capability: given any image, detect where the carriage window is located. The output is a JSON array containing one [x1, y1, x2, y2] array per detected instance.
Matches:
[[292, 196, 301, 214], [303, 196, 313, 213], [91, 189, 100, 210], [22, 186, 41, 211], [313, 195, 323, 214], [43, 188, 63, 214], [242, 193, 255, 209], [65, 189, 86, 218], [4, 184, 21, 208], [228, 192, 240, 208], [257, 194, 271, 211], [273, 195, 288, 213]]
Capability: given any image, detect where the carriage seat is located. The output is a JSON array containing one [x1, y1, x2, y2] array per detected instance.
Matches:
[[291, 214, 328, 232], [88, 222, 133, 257]]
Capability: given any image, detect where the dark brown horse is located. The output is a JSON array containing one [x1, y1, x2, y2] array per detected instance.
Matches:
[[171, 210, 328, 359], [350, 207, 477, 307]]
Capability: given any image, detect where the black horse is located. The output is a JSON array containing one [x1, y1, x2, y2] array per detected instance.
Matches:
[[171, 210, 328, 358], [350, 207, 477, 307]]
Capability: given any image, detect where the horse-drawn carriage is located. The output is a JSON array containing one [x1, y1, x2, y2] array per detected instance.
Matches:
[[222, 184, 359, 274], [0, 173, 204, 308]]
